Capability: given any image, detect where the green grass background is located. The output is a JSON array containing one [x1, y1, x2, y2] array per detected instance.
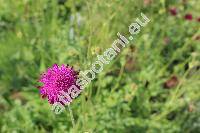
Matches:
[[0, 0, 199, 132]]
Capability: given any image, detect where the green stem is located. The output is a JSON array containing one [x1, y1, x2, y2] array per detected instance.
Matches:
[[67, 104, 75, 128]]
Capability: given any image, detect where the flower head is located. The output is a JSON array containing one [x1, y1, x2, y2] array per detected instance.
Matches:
[[184, 13, 193, 20], [169, 7, 177, 16], [38, 64, 79, 104], [197, 17, 200, 22]]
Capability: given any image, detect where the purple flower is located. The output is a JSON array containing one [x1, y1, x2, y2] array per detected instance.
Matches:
[[169, 7, 177, 16], [38, 64, 79, 104], [197, 17, 200, 22], [184, 13, 193, 21]]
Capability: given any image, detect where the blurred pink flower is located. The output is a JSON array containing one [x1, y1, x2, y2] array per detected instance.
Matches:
[[169, 8, 177, 16], [38, 64, 79, 104], [184, 13, 193, 20], [197, 17, 200, 22]]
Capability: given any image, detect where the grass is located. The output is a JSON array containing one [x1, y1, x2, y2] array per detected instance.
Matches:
[[0, 0, 200, 132]]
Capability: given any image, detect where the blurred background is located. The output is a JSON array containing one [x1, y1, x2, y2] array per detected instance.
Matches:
[[0, 0, 199, 132]]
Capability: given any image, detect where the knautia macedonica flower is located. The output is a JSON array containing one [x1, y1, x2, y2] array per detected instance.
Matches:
[[197, 17, 200, 22], [169, 7, 177, 16], [184, 13, 193, 21], [38, 64, 79, 104]]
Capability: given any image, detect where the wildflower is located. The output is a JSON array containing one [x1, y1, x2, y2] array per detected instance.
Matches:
[[163, 75, 179, 89], [169, 8, 177, 16], [184, 13, 193, 20], [197, 17, 200, 22], [38, 64, 79, 104]]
